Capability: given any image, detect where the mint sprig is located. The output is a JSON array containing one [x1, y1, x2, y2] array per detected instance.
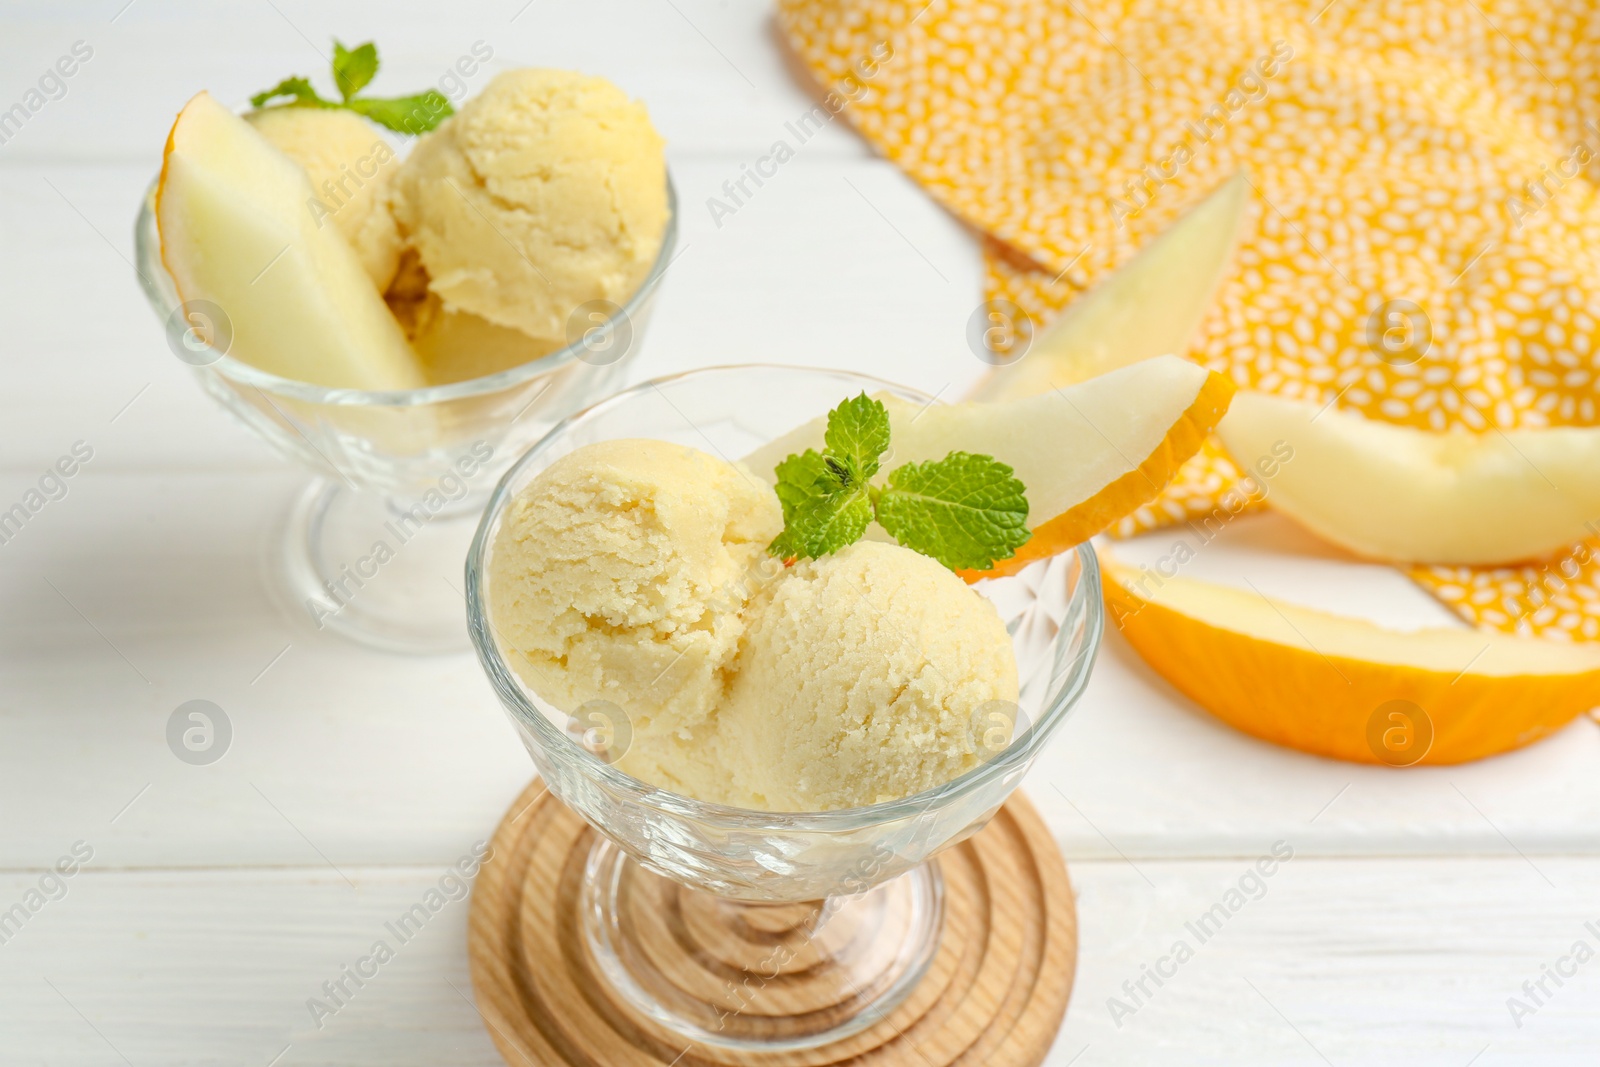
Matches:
[[768, 394, 1030, 572], [251, 39, 454, 135]]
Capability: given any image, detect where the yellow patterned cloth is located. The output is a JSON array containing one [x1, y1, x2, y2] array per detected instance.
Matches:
[[777, 0, 1600, 639]]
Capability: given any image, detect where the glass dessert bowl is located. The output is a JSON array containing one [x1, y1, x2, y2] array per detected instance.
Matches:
[[466, 365, 1103, 1051], [132, 176, 677, 654]]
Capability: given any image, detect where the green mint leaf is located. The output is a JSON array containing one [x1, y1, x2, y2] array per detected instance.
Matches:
[[768, 449, 873, 560], [332, 40, 380, 101], [345, 91, 455, 135], [823, 393, 891, 481], [876, 452, 1031, 571], [249, 76, 330, 110], [252, 41, 448, 134]]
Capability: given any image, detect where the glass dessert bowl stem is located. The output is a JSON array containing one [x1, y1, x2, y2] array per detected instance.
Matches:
[[582, 839, 945, 1050], [466, 366, 1104, 1052], [275, 478, 490, 654]]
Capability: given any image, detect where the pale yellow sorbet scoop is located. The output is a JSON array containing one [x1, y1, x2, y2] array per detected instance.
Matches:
[[489, 439, 782, 747], [714, 541, 1019, 811], [392, 69, 668, 345]]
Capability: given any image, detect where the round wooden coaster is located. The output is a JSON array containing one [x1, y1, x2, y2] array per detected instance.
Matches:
[[468, 782, 1077, 1067]]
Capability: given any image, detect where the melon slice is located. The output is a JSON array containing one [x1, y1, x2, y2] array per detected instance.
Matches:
[[1216, 390, 1600, 564], [1104, 558, 1600, 764], [743, 355, 1235, 579], [966, 173, 1248, 402], [156, 92, 425, 391]]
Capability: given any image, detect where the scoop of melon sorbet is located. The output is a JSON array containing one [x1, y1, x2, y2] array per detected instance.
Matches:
[[488, 440, 1018, 811]]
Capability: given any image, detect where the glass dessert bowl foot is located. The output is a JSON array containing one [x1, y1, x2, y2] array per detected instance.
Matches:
[[134, 177, 677, 655], [583, 839, 944, 1051], [466, 366, 1103, 1052]]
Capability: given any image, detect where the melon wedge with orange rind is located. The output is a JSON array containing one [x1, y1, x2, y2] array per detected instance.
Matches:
[[156, 91, 425, 391], [743, 355, 1236, 580], [1104, 556, 1600, 764]]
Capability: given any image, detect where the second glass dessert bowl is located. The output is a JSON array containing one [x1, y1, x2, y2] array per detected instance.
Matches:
[[466, 365, 1104, 1052], [133, 177, 677, 655]]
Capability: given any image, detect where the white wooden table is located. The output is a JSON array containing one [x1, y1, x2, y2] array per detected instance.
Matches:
[[3, 2, 1598, 1063]]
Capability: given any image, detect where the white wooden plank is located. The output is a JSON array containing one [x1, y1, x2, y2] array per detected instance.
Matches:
[[0, 470, 536, 872], [0, 0, 871, 161], [1058, 855, 1600, 1066], [1, 858, 1595, 1064], [0, 867, 501, 1065]]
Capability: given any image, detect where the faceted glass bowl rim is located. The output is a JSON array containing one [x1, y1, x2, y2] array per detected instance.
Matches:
[[132, 171, 678, 408], [464, 363, 1105, 832]]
